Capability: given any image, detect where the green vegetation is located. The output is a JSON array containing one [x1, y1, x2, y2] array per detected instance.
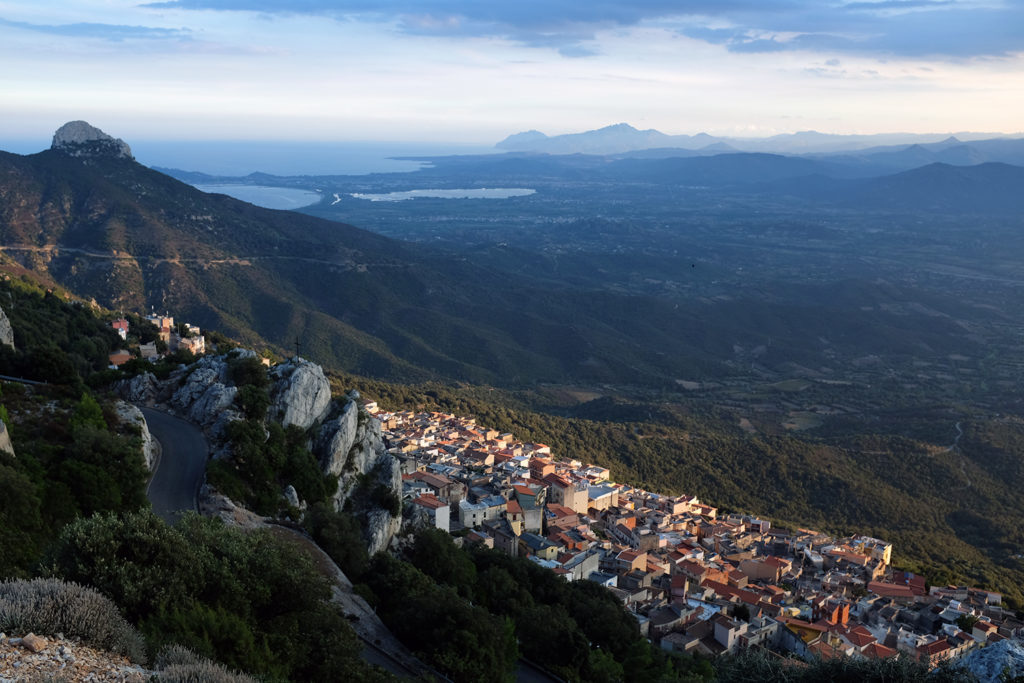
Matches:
[[207, 418, 337, 516], [44, 510, 384, 681], [0, 384, 148, 577], [0, 282, 121, 389], [349, 527, 714, 683]]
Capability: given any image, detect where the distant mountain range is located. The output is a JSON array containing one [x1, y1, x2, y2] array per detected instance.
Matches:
[[496, 122, 1024, 159]]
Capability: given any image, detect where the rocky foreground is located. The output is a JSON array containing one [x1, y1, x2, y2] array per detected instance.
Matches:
[[0, 632, 148, 682]]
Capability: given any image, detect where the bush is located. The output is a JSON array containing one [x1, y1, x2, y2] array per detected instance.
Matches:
[[227, 356, 268, 389], [43, 510, 382, 681], [303, 503, 369, 580], [155, 644, 257, 683], [0, 578, 146, 663]]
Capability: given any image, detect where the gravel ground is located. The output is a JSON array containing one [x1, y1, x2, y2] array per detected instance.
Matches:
[[0, 632, 151, 682]]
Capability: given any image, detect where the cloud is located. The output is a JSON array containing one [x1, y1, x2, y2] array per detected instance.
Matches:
[[0, 17, 190, 42], [139, 0, 1024, 58]]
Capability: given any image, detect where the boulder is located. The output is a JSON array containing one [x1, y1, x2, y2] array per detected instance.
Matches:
[[0, 304, 13, 350], [283, 484, 302, 510], [20, 633, 47, 653], [268, 358, 331, 430]]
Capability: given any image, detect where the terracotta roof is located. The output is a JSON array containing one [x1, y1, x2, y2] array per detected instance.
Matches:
[[413, 493, 447, 510], [868, 581, 917, 599], [863, 642, 898, 659], [845, 626, 876, 648]]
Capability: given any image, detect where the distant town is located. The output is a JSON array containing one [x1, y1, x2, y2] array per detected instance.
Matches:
[[378, 407, 1021, 664]]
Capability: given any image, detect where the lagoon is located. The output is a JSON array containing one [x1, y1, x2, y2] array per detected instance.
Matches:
[[194, 184, 322, 209], [350, 188, 535, 202]]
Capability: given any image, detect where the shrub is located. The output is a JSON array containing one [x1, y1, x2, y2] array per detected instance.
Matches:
[[154, 645, 257, 683], [0, 578, 146, 663]]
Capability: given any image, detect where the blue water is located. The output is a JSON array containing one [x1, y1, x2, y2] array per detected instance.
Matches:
[[194, 184, 322, 209], [0, 138, 494, 176], [350, 188, 536, 202], [132, 140, 494, 176]]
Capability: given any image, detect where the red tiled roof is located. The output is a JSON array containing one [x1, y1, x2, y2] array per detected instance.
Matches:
[[863, 642, 898, 659], [413, 493, 447, 510], [868, 581, 917, 599], [845, 626, 876, 648]]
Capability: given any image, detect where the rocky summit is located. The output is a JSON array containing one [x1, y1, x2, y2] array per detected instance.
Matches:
[[51, 120, 133, 160]]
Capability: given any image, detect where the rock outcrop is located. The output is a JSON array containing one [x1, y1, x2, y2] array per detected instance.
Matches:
[[363, 455, 403, 556], [315, 397, 360, 478], [956, 638, 1024, 682], [114, 401, 158, 471], [114, 372, 159, 406], [0, 419, 13, 457], [170, 353, 247, 435], [268, 358, 331, 430], [51, 121, 133, 160], [114, 349, 403, 554], [0, 304, 14, 350], [316, 393, 402, 554]]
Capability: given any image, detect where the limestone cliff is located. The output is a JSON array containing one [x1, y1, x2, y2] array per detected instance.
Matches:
[[170, 352, 248, 437], [268, 358, 332, 430], [51, 121, 133, 160], [114, 401, 157, 471], [0, 419, 14, 457], [316, 392, 402, 555], [0, 304, 14, 350], [116, 351, 403, 554]]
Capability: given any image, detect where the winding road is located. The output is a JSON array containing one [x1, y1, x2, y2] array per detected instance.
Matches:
[[142, 407, 209, 524]]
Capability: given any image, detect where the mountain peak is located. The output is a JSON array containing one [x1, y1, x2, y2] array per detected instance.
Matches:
[[51, 121, 133, 160]]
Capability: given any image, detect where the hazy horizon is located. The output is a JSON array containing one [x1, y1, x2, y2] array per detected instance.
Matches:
[[2, 1, 1023, 143], [3, 123, 1023, 176]]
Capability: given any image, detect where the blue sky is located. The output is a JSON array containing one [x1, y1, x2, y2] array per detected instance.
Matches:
[[1, 0, 1021, 144]]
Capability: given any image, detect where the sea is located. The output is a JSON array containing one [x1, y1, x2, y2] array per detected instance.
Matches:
[[130, 140, 494, 177], [0, 138, 493, 176]]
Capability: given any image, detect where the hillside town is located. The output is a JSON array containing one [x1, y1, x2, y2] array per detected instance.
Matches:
[[107, 311, 206, 368], [377, 406, 1023, 665]]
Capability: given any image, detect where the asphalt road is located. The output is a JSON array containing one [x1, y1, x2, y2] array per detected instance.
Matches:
[[142, 407, 209, 524]]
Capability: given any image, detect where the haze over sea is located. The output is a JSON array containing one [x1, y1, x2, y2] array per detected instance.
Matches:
[[0, 139, 492, 176]]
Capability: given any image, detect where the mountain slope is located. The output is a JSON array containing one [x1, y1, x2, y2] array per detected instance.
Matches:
[[0, 126, 759, 386]]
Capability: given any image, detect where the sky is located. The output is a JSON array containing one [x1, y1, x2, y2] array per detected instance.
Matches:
[[1, 0, 1023, 147]]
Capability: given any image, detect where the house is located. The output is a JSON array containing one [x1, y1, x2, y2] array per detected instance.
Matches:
[[411, 493, 449, 531], [545, 474, 590, 514], [589, 484, 619, 511], [408, 471, 464, 504], [464, 529, 494, 549], [483, 518, 520, 558], [111, 318, 129, 340], [616, 549, 648, 574], [458, 499, 491, 528], [711, 613, 748, 653], [505, 498, 525, 535], [108, 349, 132, 368], [519, 532, 561, 560]]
